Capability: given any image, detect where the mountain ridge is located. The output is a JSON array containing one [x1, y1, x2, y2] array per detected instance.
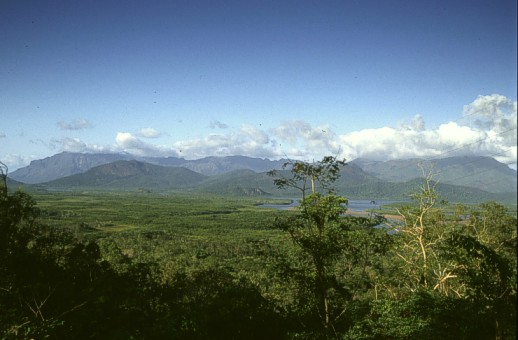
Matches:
[[24, 159, 516, 204], [7, 153, 517, 199], [10, 152, 288, 183], [43, 160, 207, 189], [351, 156, 517, 193]]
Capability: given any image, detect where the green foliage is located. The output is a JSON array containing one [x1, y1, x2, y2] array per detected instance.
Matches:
[[44, 160, 208, 190], [269, 157, 394, 337], [25, 155, 517, 203], [166, 268, 287, 339], [1, 189, 290, 338], [1, 155, 516, 339], [344, 290, 507, 339], [385, 171, 517, 338], [441, 202, 517, 339], [354, 156, 517, 194], [268, 156, 346, 198]]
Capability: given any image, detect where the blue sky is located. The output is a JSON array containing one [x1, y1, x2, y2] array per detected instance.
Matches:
[[1, 0, 516, 171]]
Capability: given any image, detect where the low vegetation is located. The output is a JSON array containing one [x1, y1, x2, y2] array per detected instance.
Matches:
[[1, 157, 516, 339]]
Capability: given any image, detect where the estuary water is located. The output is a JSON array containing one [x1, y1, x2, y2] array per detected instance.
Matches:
[[259, 199, 395, 212], [260, 199, 402, 233]]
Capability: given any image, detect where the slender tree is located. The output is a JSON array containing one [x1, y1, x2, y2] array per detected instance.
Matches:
[[270, 156, 349, 335], [268, 156, 346, 200], [391, 164, 461, 295]]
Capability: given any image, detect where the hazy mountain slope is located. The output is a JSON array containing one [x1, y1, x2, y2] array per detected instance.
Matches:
[[334, 163, 380, 187], [432, 156, 517, 193], [351, 158, 422, 182], [197, 163, 389, 197], [195, 166, 516, 204], [38, 159, 516, 204], [352, 156, 517, 193], [10, 152, 133, 184], [196, 169, 279, 196], [43, 160, 207, 190], [10, 152, 517, 198], [341, 178, 516, 204], [10, 152, 287, 183], [4, 177, 27, 191], [146, 155, 287, 176]]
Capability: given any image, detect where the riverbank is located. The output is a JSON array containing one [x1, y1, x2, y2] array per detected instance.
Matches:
[[259, 199, 404, 221], [345, 209, 404, 221]]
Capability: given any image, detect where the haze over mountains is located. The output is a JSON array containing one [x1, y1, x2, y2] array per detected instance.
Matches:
[[9, 152, 287, 184], [7, 152, 517, 204], [353, 156, 517, 194]]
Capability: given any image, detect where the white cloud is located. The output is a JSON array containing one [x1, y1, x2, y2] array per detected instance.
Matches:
[[462, 94, 517, 138], [116, 132, 144, 149], [209, 120, 228, 129], [1, 154, 40, 172], [398, 114, 426, 131], [335, 95, 516, 166], [115, 132, 177, 157], [173, 125, 278, 159], [49, 137, 111, 153], [58, 118, 94, 131], [11, 94, 514, 170], [271, 120, 340, 159], [463, 94, 516, 119], [136, 127, 162, 138], [337, 123, 483, 161], [240, 124, 269, 144], [168, 95, 516, 167]]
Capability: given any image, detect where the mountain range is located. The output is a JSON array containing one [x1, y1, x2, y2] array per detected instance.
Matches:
[[6, 152, 517, 204], [352, 156, 516, 194], [9, 152, 287, 183]]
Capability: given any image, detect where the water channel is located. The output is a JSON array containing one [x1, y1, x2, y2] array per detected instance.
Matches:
[[259, 199, 402, 232], [259, 199, 394, 212]]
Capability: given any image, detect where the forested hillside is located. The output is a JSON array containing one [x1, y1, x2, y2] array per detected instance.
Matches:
[[28, 159, 518, 204], [10, 153, 516, 196], [44, 160, 208, 189], [352, 156, 517, 193]]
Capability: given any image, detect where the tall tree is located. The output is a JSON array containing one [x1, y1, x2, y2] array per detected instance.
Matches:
[[270, 156, 348, 335], [268, 156, 346, 200], [270, 156, 391, 337]]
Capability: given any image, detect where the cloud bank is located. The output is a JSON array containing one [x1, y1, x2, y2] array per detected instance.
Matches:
[[336, 94, 516, 166], [136, 128, 162, 138], [7, 94, 515, 171], [115, 132, 173, 157], [209, 120, 229, 129]]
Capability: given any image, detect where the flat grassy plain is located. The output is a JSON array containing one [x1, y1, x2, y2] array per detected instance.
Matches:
[[34, 190, 291, 232], [32, 190, 299, 280]]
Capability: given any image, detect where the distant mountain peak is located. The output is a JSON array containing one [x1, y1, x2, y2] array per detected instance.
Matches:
[[9, 152, 287, 184], [9, 153, 516, 196], [352, 156, 516, 194]]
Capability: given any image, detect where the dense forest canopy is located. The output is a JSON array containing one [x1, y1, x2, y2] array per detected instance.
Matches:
[[0, 157, 516, 339]]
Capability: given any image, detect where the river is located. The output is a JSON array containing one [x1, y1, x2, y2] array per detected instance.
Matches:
[[259, 199, 395, 212]]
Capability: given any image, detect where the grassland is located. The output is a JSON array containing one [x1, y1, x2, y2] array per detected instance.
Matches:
[[32, 191, 298, 276], [34, 190, 290, 231]]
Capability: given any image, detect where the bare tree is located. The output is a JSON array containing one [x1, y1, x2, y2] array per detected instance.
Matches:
[[393, 163, 462, 296]]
